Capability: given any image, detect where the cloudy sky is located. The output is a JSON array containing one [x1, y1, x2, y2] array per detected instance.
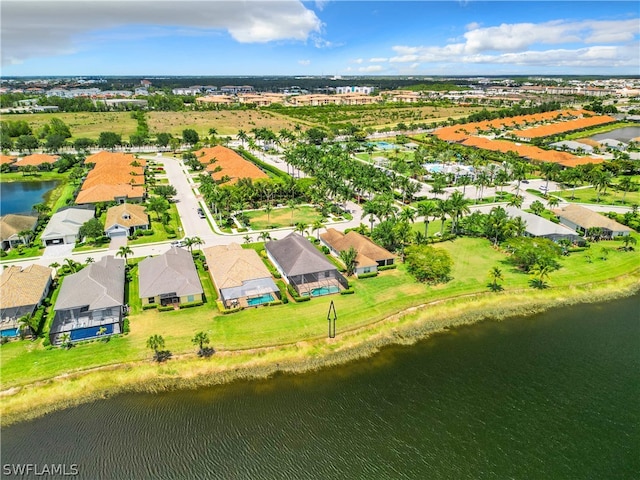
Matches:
[[2, 0, 639, 76]]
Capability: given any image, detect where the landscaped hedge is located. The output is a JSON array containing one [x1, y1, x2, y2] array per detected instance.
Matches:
[[286, 283, 310, 302], [123, 318, 130, 334], [157, 305, 174, 312], [142, 303, 157, 310], [179, 301, 204, 309], [340, 288, 355, 295], [276, 280, 289, 304], [378, 264, 397, 271], [262, 258, 282, 278], [357, 272, 378, 279], [266, 300, 283, 306]]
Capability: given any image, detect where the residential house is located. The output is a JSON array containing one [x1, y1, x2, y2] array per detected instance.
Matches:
[[76, 151, 146, 204], [553, 204, 632, 239], [504, 207, 583, 243], [194, 145, 268, 184], [138, 247, 204, 307], [320, 228, 396, 276], [41, 205, 95, 246], [0, 214, 38, 250], [13, 154, 59, 170], [0, 265, 52, 337], [49, 256, 125, 344], [265, 233, 348, 297], [204, 243, 280, 308], [104, 203, 149, 238]]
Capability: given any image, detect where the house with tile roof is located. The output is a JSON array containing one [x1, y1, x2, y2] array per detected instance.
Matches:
[[13, 153, 59, 169], [265, 233, 348, 297], [504, 207, 583, 243], [104, 203, 149, 238], [50, 256, 125, 344], [0, 214, 38, 250], [0, 154, 17, 166], [41, 205, 95, 245], [204, 243, 280, 308], [320, 228, 396, 277], [553, 204, 632, 239], [76, 151, 146, 204], [138, 247, 204, 307], [194, 145, 268, 185], [0, 264, 53, 337]]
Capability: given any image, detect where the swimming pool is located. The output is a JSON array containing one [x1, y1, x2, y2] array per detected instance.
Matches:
[[424, 164, 444, 173], [1, 328, 19, 337], [246, 294, 275, 306], [306, 285, 340, 297]]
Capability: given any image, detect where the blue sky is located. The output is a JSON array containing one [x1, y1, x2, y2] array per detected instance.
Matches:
[[2, 1, 639, 76]]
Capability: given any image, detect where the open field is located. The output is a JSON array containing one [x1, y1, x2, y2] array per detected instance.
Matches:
[[4, 105, 494, 141], [555, 186, 640, 205], [244, 205, 323, 229]]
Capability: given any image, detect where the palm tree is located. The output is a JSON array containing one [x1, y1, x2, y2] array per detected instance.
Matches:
[[96, 326, 108, 342], [59, 332, 72, 349], [399, 206, 416, 224], [312, 219, 326, 241], [416, 200, 437, 237], [530, 200, 545, 216], [620, 235, 637, 251], [192, 331, 210, 356], [529, 264, 551, 289], [264, 203, 273, 228], [547, 196, 560, 210], [184, 236, 203, 253], [510, 216, 528, 237], [435, 199, 450, 235], [294, 222, 308, 236], [243, 235, 252, 244], [147, 334, 165, 361], [362, 200, 379, 232], [447, 190, 471, 234], [507, 195, 524, 209], [48, 261, 60, 277], [116, 245, 134, 263], [488, 267, 504, 292], [18, 313, 38, 339], [17, 229, 33, 247], [287, 199, 298, 226], [339, 247, 358, 277], [85, 257, 95, 265], [258, 231, 272, 242], [618, 176, 634, 204]]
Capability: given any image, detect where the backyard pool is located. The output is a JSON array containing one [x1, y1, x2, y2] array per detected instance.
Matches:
[[246, 294, 275, 306], [304, 285, 340, 297], [1, 328, 19, 338]]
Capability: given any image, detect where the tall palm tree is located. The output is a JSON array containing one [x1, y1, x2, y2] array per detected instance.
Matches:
[[447, 191, 471, 234], [312, 219, 326, 241], [18, 313, 38, 339], [264, 203, 273, 228], [287, 199, 298, 226], [435, 199, 450, 235], [339, 247, 358, 277], [294, 222, 308, 236], [547, 196, 560, 209], [192, 331, 210, 356], [116, 245, 134, 263], [618, 176, 634, 204], [258, 231, 272, 242], [399, 206, 416, 224], [147, 334, 165, 361], [416, 200, 437, 237], [184, 236, 203, 254]]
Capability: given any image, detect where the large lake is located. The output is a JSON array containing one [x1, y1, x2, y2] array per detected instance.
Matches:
[[2, 295, 639, 479], [0, 180, 59, 215]]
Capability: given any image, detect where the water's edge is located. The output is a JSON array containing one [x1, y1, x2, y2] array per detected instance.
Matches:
[[2, 273, 639, 427]]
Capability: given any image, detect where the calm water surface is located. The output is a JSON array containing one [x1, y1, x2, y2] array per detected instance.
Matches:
[[3, 295, 639, 479], [0, 180, 59, 215], [591, 126, 640, 143]]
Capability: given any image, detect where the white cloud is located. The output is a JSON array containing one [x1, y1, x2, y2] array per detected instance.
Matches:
[[387, 18, 639, 69], [352, 58, 364, 64], [358, 65, 384, 72], [298, 59, 311, 66], [369, 57, 388, 63], [1, 0, 322, 65]]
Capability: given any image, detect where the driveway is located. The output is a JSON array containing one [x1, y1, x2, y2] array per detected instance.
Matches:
[[42, 243, 74, 259]]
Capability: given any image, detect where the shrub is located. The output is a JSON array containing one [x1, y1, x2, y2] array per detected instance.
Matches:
[[357, 272, 378, 279], [42, 336, 51, 347], [123, 318, 130, 334], [267, 300, 283, 306], [142, 229, 155, 236], [276, 280, 289, 304], [340, 288, 355, 295], [142, 303, 157, 310], [179, 301, 204, 309], [378, 264, 397, 271], [405, 244, 453, 284], [321, 246, 330, 254], [157, 305, 174, 312]]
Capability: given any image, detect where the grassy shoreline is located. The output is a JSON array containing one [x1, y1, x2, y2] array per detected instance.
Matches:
[[2, 270, 638, 427]]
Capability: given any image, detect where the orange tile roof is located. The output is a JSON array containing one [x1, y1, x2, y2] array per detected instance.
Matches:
[[513, 115, 616, 139], [76, 184, 145, 204], [85, 151, 146, 167], [14, 154, 59, 167], [194, 146, 268, 184], [0, 155, 17, 165]]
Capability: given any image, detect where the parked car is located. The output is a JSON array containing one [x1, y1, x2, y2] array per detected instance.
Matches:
[[171, 240, 185, 247], [197, 208, 205, 219]]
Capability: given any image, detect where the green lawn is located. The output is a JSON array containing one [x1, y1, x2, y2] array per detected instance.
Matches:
[[2, 236, 637, 390], [128, 202, 184, 245], [555, 186, 639, 205], [244, 205, 324, 230]]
